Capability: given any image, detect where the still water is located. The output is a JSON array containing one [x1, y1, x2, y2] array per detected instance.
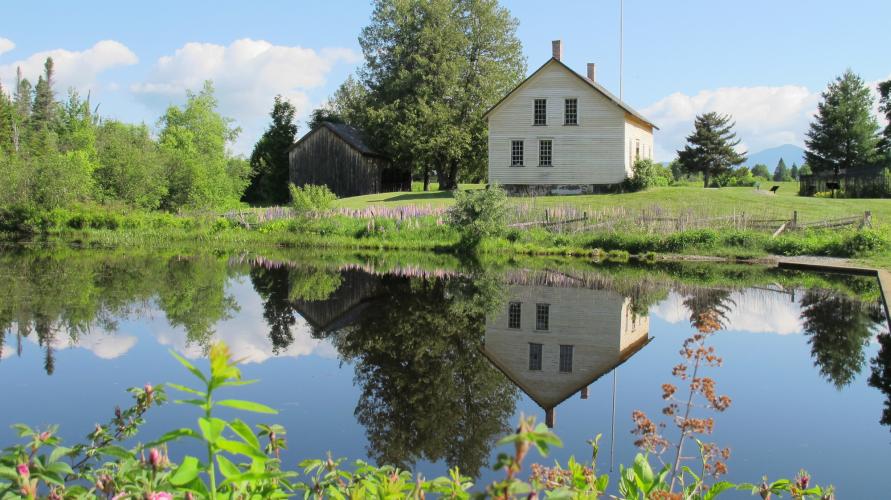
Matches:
[[0, 251, 889, 496]]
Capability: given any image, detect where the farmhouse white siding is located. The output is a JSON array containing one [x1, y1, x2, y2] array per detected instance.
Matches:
[[482, 285, 649, 411], [485, 44, 656, 194]]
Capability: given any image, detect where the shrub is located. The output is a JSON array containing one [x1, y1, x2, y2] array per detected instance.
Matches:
[[289, 184, 337, 216], [447, 185, 508, 249], [624, 159, 672, 192], [831, 229, 890, 257]]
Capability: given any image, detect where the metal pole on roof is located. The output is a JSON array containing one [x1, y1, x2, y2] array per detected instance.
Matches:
[[620, 0, 624, 100]]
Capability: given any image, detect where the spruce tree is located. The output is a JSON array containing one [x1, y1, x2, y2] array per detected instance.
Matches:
[[244, 95, 298, 205], [676, 112, 746, 187], [790, 162, 799, 180], [32, 57, 57, 130], [878, 79, 891, 164], [773, 158, 790, 181], [14, 67, 31, 119], [805, 70, 881, 177]]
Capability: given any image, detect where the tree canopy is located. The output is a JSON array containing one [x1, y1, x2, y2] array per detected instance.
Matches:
[[243, 96, 299, 206], [805, 70, 882, 177], [676, 112, 746, 187]]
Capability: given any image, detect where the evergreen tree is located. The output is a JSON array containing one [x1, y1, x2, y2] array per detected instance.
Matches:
[[751, 163, 771, 180], [799, 163, 813, 177], [31, 57, 57, 130], [14, 67, 31, 119], [773, 158, 791, 181], [243, 95, 299, 205], [0, 79, 15, 154], [878, 79, 891, 164], [805, 70, 881, 177], [676, 112, 746, 187], [790, 162, 799, 180]]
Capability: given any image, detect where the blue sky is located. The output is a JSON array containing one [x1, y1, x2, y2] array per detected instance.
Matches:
[[2, 0, 889, 159]]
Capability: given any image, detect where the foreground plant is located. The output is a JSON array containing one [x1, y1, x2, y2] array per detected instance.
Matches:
[[0, 341, 836, 498]]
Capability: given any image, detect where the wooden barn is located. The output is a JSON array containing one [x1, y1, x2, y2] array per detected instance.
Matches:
[[288, 122, 410, 198]]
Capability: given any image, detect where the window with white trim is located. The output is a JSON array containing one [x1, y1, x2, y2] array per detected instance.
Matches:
[[529, 343, 543, 371], [511, 140, 524, 166], [564, 98, 578, 125], [534, 99, 547, 125], [536, 303, 550, 331], [539, 139, 552, 167], [508, 302, 521, 329], [635, 139, 641, 161]]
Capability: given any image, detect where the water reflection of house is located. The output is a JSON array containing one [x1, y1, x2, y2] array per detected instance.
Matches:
[[291, 270, 382, 336], [482, 283, 650, 427]]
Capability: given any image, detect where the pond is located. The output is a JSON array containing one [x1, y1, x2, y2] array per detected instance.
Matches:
[[0, 249, 889, 496]]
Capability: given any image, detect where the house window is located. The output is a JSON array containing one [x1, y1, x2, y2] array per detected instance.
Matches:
[[511, 140, 524, 166], [559, 345, 573, 373], [536, 303, 550, 331], [529, 343, 543, 371], [564, 98, 578, 125], [534, 99, 547, 125], [508, 302, 521, 329], [635, 139, 641, 161], [539, 140, 552, 167], [629, 140, 633, 167]]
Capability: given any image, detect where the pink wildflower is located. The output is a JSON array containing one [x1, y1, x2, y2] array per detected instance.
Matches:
[[16, 463, 29, 479]]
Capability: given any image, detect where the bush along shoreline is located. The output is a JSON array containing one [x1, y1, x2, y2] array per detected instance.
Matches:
[[1, 188, 889, 270], [0, 341, 836, 499]]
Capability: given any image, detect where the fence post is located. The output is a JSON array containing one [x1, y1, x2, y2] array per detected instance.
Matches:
[[864, 211, 872, 228], [545, 209, 550, 223], [791, 210, 798, 230]]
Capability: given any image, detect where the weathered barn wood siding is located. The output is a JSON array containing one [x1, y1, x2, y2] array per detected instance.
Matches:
[[292, 269, 381, 336], [289, 127, 389, 198], [487, 60, 628, 186], [483, 285, 649, 409]]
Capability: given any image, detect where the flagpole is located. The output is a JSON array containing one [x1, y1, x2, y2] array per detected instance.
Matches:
[[620, 0, 624, 100]]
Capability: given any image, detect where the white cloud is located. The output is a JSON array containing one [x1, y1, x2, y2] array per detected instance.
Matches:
[[132, 38, 360, 153], [2, 328, 138, 360], [0, 37, 14, 56], [643, 85, 821, 162], [0, 40, 137, 93], [651, 289, 804, 335]]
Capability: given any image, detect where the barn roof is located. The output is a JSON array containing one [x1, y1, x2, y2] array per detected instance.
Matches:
[[288, 121, 385, 157], [483, 58, 658, 130]]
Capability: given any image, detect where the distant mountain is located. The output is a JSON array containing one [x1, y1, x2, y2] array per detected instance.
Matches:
[[743, 144, 806, 169]]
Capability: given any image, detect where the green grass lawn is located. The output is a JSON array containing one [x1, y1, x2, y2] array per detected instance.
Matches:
[[336, 182, 891, 224]]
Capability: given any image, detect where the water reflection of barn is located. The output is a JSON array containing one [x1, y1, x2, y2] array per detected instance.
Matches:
[[482, 273, 650, 427], [292, 269, 382, 336]]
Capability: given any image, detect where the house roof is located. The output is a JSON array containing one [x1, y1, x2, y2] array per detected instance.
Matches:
[[483, 58, 659, 130], [288, 121, 385, 157]]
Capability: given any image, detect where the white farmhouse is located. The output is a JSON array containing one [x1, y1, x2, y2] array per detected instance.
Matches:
[[485, 40, 657, 195]]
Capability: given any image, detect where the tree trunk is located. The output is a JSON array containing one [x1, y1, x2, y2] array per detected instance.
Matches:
[[423, 167, 430, 192], [440, 159, 460, 191], [703, 172, 710, 188]]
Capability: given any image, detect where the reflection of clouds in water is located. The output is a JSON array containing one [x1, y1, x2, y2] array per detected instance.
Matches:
[[0, 329, 138, 359], [652, 289, 804, 335], [153, 277, 337, 363]]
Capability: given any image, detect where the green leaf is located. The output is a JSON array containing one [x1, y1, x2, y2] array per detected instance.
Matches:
[[633, 454, 655, 488], [704, 481, 736, 500], [215, 399, 278, 414], [199, 417, 227, 445], [97, 445, 134, 460], [167, 383, 206, 397], [169, 456, 201, 486], [216, 454, 242, 479], [148, 428, 200, 447], [228, 419, 261, 452], [216, 438, 267, 459], [170, 350, 208, 384], [48, 446, 73, 464], [44, 461, 73, 476]]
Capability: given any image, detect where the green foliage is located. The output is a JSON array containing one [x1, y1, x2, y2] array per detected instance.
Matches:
[[289, 184, 338, 216], [447, 185, 508, 249], [95, 120, 168, 209], [159, 81, 246, 210], [773, 158, 792, 181], [879, 79, 891, 164], [244, 95, 299, 206], [358, 0, 527, 188], [805, 70, 883, 176], [751, 163, 771, 180], [677, 112, 747, 187], [716, 166, 757, 187], [625, 158, 673, 191]]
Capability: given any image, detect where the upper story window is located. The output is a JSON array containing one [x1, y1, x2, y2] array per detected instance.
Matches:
[[539, 140, 552, 167], [511, 140, 524, 166], [533, 99, 547, 125], [559, 345, 573, 373], [536, 303, 550, 331], [564, 98, 578, 125], [529, 343, 543, 371], [508, 302, 521, 329]]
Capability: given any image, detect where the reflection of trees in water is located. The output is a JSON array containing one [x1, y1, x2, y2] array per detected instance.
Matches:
[[320, 273, 517, 477], [0, 253, 240, 373], [683, 289, 735, 333], [249, 266, 297, 353], [869, 333, 891, 430], [800, 290, 885, 389]]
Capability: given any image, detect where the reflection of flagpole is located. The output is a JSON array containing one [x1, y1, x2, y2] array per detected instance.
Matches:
[[610, 367, 617, 472]]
